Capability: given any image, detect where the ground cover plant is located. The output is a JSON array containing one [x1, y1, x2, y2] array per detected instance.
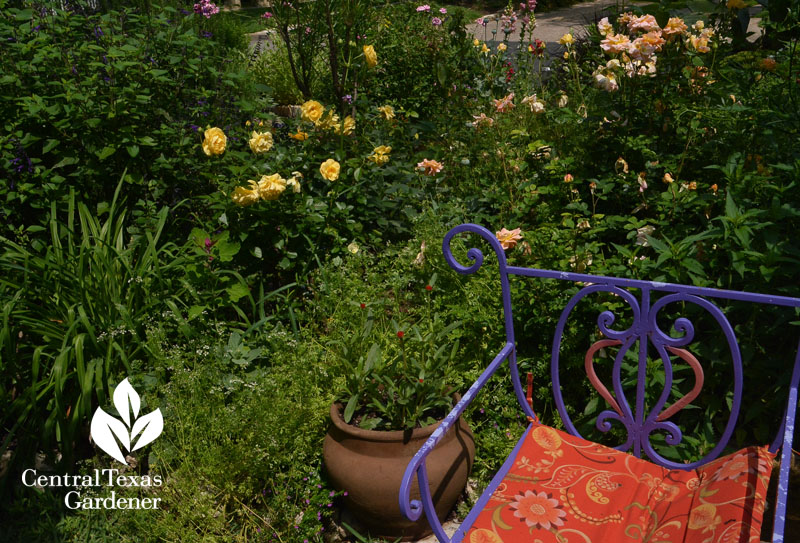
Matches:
[[1, 0, 799, 540]]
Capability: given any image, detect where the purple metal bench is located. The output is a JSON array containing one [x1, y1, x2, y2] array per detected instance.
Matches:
[[400, 223, 800, 542]]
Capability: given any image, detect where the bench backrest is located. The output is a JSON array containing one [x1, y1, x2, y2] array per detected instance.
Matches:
[[443, 224, 800, 472]]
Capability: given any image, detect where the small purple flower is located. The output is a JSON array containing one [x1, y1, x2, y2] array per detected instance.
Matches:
[[431, 17, 442, 26], [94, 26, 103, 38], [329, 491, 335, 497], [261, 11, 273, 19], [189, 124, 200, 132], [202, 30, 213, 38], [439, 7, 447, 14], [33, 25, 41, 32], [180, 8, 190, 15], [342, 94, 352, 104]]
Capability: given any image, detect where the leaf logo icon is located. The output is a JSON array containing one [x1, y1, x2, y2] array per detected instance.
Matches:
[[90, 378, 163, 465]]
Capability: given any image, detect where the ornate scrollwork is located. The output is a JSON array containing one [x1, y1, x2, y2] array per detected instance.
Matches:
[[555, 288, 743, 468], [442, 223, 508, 276]]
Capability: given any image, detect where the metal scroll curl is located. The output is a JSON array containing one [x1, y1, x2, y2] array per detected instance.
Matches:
[[552, 284, 642, 450], [642, 294, 744, 469], [442, 224, 509, 276]]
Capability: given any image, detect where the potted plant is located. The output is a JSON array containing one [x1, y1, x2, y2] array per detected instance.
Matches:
[[322, 284, 475, 540]]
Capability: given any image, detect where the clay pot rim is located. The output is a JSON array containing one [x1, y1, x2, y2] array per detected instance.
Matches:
[[329, 393, 462, 442]]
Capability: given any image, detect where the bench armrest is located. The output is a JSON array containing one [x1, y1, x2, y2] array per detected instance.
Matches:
[[398, 342, 514, 543]]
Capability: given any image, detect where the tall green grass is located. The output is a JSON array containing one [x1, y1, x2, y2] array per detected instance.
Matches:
[[0, 182, 188, 480]]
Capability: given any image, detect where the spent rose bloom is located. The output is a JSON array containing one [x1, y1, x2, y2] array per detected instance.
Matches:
[[472, 113, 495, 128], [378, 105, 395, 120], [594, 71, 618, 92], [202, 127, 226, 156], [231, 184, 260, 206], [257, 173, 287, 201], [558, 93, 569, 107], [417, 159, 443, 176], [320, 159, 340, 181], [286, 171, 303, 193], [597, 17, 613, 36], [248, 131, 273, 154], [636, 225, 655, 246], [494, 92, 515, 113], [521, 94, 545, 113], [301, 100, 324, 123], [496, 228, 523, 250], [363, 45, 377, 67], [618, 12, 635, 26]]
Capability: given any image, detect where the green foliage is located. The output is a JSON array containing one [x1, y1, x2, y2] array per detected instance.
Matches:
[[0, 0, 265, 236], [0, 181, 191, 474]]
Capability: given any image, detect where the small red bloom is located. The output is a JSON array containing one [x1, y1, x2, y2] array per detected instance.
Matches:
[[360, 303, 366, 309], [419, 378, 424, 383], [425, 285, 433, 291], [397, 331, 405, 339]]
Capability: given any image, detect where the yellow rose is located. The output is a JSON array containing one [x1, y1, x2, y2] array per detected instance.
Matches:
[[257, 173, 287, 201], [335, 115, 355, 136], [316, 111, 340, 131], [559, 33, 574, 45], [248, 131, 273, 154], [363, 45, 377, 68], [498, 43, 507, 52], [320, 159, 341, 181], [481, 43, 490, 54], [378, 105, 395, 120], [202, 127, 227, 156], [473, 38, 480, 47], [368, 145, 391, 165], [231, 185, 259, 206], [290, 131, 309, 141], [300, 100, 324, 123]]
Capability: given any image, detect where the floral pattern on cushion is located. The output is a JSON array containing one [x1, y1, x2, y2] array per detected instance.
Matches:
[[465, 423, 774, 543]]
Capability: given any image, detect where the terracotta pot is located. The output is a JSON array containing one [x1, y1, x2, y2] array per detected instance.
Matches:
[[323, 400, 475, 541]]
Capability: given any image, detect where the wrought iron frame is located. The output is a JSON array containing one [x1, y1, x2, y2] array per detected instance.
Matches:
[[399, 223, 800, 543]]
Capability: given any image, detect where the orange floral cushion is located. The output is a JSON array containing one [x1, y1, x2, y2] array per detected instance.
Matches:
[[464, 423, 774, 543]]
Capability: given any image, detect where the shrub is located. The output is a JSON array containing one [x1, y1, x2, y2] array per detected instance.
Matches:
[[0, 0, 266, 237]]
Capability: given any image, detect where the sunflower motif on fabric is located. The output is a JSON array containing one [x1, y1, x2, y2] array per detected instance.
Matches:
[[510, 490, 567, 530]]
